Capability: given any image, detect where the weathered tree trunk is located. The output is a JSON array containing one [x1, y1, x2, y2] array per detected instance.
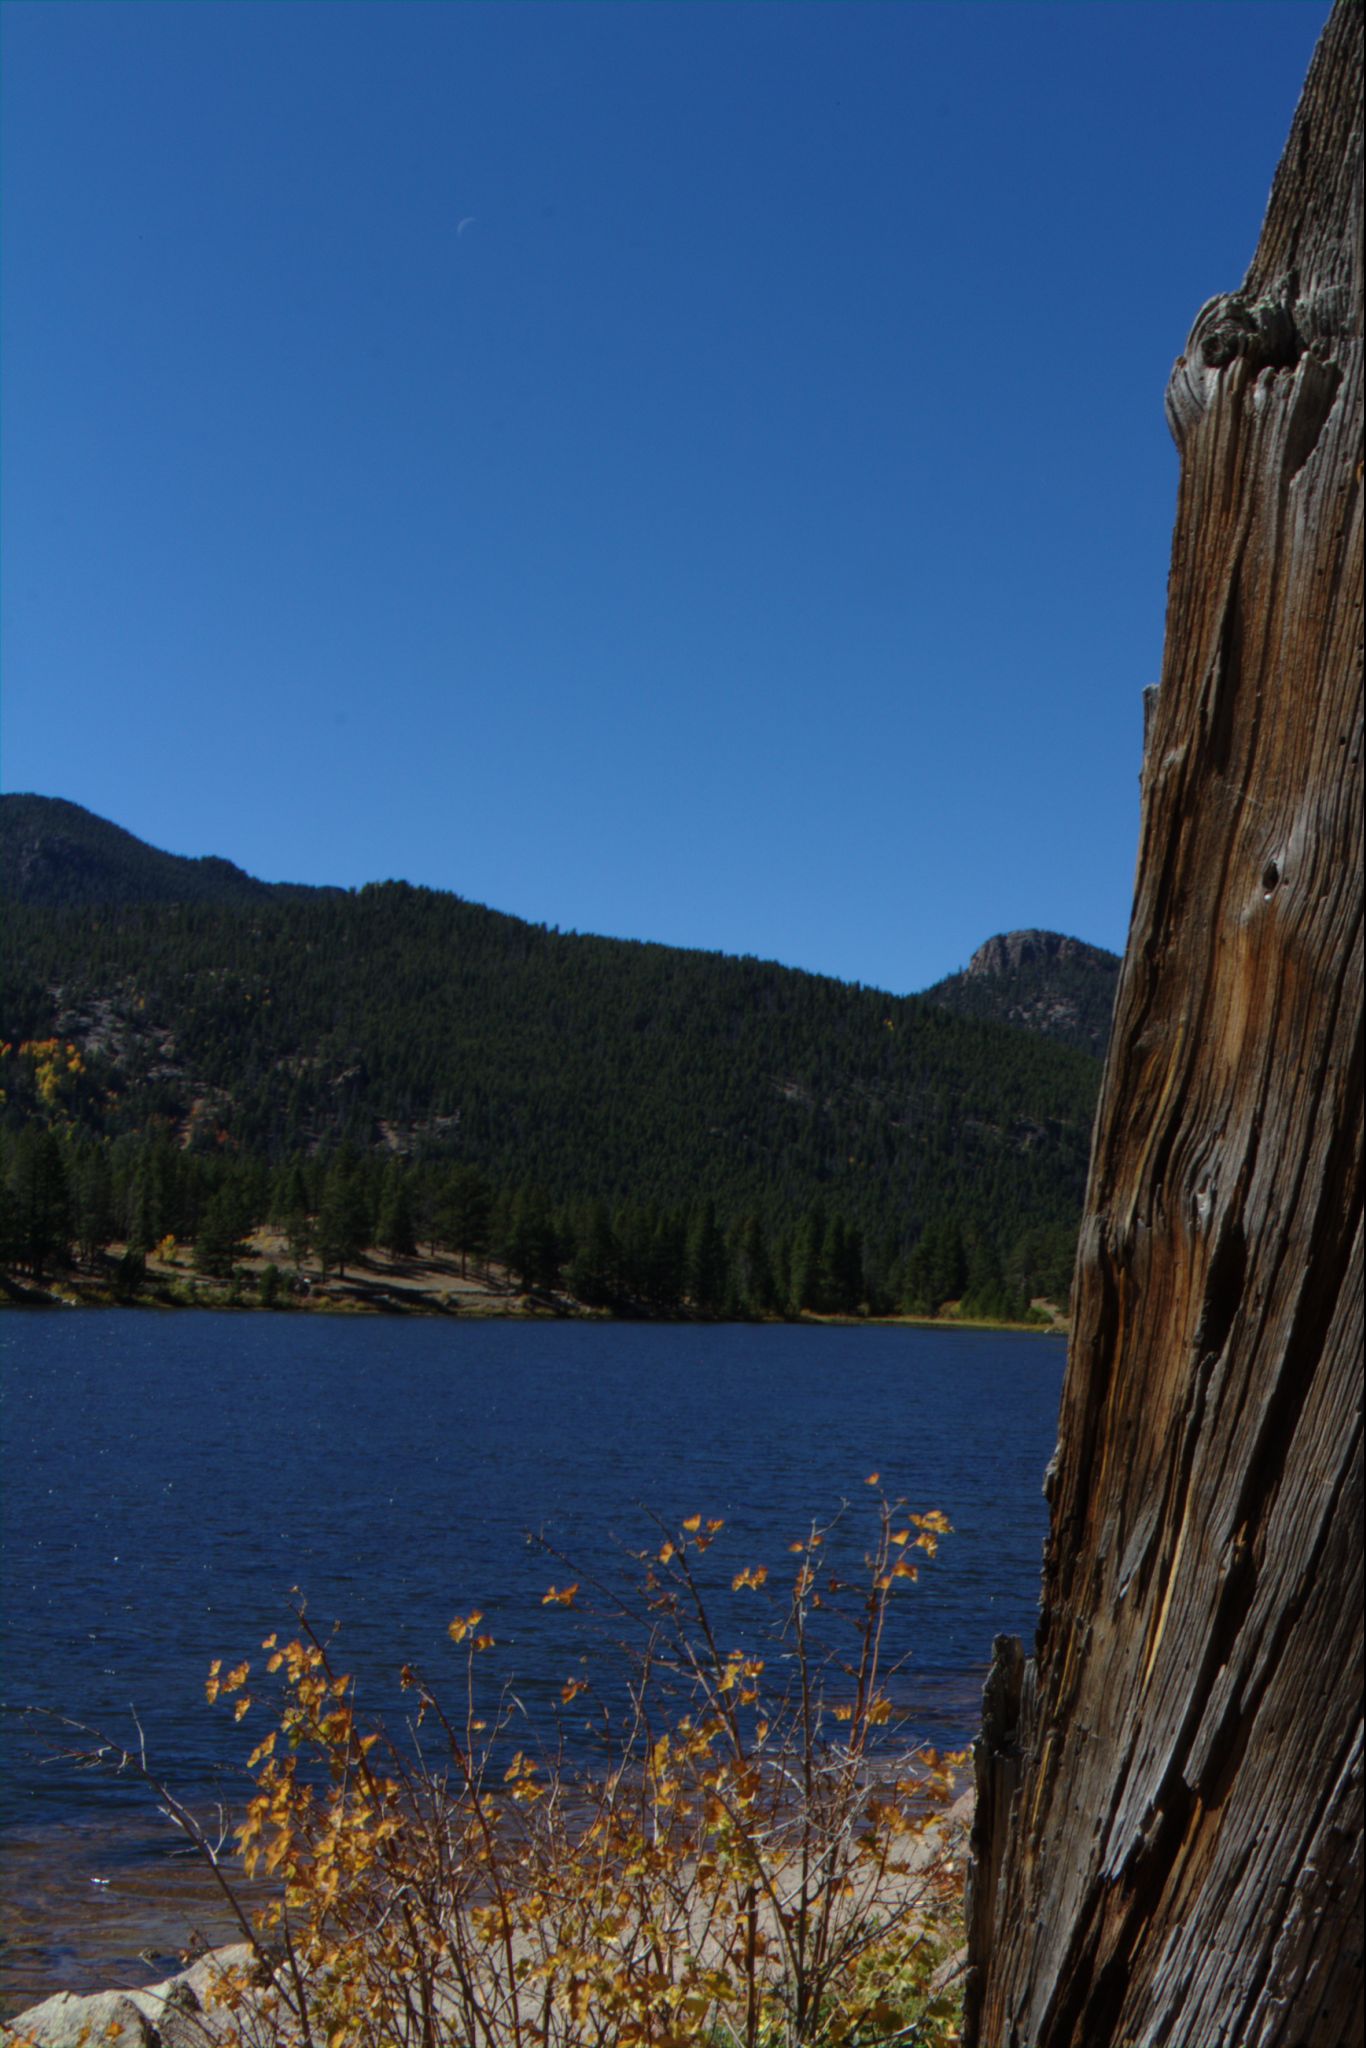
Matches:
[[962, 8, 1363, 2045]]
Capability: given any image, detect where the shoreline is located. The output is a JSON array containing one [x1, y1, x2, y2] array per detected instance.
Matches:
[[2, 1237, 1067, 1336], [0, 1775, 978, 2026], [1, 1273, 1066, 1339]]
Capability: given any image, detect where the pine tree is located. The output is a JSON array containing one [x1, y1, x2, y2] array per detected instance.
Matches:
[[503, 1184, 558, 1292], [194, 1186, 247, 1279], [72, 1144, 116, 1263], [567, 1198, 618, 1306], [317, 1156, 368, 1277], [376, 1160, 418, 1259], [649, 1211, 688, 1311], [125, 1150, 163, 1255], [285, 1205, 313, 1273], [789, 1204, 827, 1314], [0, 1135, 18, 1271], [614, 1202, 654, 1303], [272, 1159, 310, 1228], [820, 1215, 863, 1315], [730, 1213, 777, 1316], [685, 1201, 728, 1315], [900, 1217, 966, 1315], [8, 1126, 70, 1282], [439, 1165, 493, 1278]]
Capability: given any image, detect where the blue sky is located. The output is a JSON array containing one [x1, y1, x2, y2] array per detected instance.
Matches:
[[0, 0, 1329, 993]]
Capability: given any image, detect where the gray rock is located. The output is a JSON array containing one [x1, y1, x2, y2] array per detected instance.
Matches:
[[3, 1946, 272, 2048], [1, 1989, 160, 2046]]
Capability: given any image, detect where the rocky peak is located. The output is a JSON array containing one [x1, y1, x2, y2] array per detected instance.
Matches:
[[924, 930, 1122, 1058], [964, 931, 1116, 981]]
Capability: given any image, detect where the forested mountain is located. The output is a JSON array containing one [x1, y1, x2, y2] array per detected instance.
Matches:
[[925, 930, 1121, 1055], [0, 796, 1104, 1316], [0, 793, 340, 908]]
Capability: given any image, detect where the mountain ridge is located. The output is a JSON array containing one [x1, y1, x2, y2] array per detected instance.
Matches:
[[0, 793, 343, 909], [1, 793, 1110, 1313], [1, 796, 1119, 1041]]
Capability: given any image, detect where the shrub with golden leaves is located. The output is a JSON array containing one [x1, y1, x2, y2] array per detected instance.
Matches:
[[11, 1493, 966, 2047], [196, 1489, 967, 2047]]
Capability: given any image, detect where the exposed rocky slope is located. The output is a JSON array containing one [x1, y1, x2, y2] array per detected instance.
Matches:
[[926, 930, 1120, 1055]]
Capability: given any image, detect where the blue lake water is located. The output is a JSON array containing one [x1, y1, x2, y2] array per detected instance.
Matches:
[[0, 1311, 1064, 2007]]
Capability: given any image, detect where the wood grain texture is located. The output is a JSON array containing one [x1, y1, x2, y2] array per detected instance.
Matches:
[[962, 7, 1363, 2044]]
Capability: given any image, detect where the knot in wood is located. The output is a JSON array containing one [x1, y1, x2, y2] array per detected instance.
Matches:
[[1195, 291, 1301, 371], [1165, 286, 1308, 446]]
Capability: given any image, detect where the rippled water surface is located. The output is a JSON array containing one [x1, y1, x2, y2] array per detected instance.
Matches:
[[1, 1310, 1064, 2010]]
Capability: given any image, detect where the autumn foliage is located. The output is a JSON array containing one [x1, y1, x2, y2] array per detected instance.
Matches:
[[183, 1494, 967, 2046]]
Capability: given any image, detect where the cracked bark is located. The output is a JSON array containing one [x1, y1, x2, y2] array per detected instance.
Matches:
[[962, 8, 1363, 2046]]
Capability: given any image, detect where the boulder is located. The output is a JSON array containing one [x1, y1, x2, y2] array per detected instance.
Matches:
[[3, 1946, 267, 2048]]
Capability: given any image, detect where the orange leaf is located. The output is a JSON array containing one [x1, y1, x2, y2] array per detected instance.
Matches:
[[731, 1566, 769, 1591]]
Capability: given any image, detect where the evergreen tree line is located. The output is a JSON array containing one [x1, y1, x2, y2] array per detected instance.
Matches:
[[1, 890, 1101, 1260], [1, 886, 1102, 1318], [0, 1127, 1077, 1321]]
